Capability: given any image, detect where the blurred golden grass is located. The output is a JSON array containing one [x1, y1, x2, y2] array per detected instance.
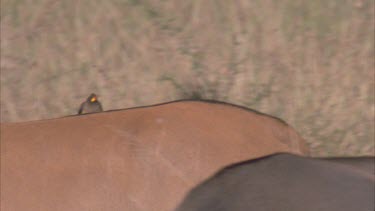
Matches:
[[1, 0, 374, 156]]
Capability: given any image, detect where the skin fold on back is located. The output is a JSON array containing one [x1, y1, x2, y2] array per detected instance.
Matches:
[[1, 100, 309, 211]]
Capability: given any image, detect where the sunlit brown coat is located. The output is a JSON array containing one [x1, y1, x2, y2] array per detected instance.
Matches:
[[1, 100, 309, 211]]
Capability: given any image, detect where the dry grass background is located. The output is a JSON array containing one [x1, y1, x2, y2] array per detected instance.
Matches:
[[1, 0, 374, 156]]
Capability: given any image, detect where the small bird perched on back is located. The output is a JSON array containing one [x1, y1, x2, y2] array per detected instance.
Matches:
[[78, 93, 103, 114]]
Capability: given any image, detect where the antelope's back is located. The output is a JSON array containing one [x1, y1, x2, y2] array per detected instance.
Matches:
[[1, 100, 309, 211]]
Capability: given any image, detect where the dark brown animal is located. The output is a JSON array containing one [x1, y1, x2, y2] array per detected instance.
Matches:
[[1, 100, 308, 211], [176, 154, 374, 211]]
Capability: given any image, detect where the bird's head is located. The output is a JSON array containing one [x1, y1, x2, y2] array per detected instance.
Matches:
[[87, 93, 98, 103]]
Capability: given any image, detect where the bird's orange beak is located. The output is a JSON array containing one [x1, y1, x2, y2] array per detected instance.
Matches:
[[90, 96, 97, 102]]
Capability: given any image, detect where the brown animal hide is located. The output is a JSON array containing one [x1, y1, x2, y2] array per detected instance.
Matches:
[[1, 100, 309, 211]]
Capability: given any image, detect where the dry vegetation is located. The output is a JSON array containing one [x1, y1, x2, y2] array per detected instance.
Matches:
[[1, 0, 374, 156]]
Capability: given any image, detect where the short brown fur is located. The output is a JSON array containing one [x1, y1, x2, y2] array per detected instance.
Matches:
[[1, 101, 308, 211]]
